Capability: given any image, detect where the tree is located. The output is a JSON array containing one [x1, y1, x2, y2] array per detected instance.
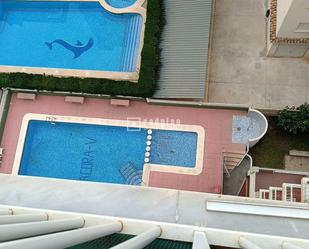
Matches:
[[278, 103, 309, 134]]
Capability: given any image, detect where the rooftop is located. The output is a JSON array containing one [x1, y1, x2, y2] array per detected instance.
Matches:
[[154, 0, 212, 99]]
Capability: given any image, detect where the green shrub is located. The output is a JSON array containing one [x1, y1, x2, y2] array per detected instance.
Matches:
[[0, 0, 164, 97], [277, 103, 309, 135]]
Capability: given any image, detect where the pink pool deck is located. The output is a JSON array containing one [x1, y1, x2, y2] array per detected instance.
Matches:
[[0, 94, 247, 193]]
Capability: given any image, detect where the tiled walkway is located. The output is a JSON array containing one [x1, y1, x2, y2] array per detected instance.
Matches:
[[0, 94, 246, 193]]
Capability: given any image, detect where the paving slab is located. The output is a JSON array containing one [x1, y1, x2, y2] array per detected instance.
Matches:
[[208, 0, 309, 109]]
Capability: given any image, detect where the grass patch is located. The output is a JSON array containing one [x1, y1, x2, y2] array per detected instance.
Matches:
[[250, 116, 309, 169], [0, 0, 164, 98]]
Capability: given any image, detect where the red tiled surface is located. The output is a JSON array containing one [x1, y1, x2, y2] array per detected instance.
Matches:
[[255, 171, 305, 191], [0, 94, 246, 193]]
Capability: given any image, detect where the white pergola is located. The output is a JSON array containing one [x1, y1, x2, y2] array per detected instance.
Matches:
[[0, 205, 307, 249]]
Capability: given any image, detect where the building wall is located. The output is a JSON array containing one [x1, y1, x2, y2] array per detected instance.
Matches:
[[277, 0, 293, 31], [276, 0, 309, 38]]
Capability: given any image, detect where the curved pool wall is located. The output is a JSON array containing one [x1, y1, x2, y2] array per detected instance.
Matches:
[[106, 0, 137, 8], [0, 0, 146, 81]]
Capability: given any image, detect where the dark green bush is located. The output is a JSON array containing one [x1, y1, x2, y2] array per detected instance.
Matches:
[[0, 0, 164, 97], [277, 103, 309, 135]]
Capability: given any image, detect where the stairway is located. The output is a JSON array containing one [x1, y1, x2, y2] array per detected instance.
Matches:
[[119, 162, 143, 185], [223, 151, 246, 175], [223, 155, 251, 195], [120, 15, 142, 72]]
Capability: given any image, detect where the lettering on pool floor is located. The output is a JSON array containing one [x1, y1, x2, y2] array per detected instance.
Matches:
[[80, 137, 96, 180]]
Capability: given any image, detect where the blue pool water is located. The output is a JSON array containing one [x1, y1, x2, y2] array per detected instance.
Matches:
[[0, 1, 142, 72], [106, 0, 137, 8], [19, 121, 198, 185], [150, 130, 197, 167]]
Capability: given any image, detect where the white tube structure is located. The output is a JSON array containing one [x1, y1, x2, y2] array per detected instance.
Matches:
[[282, 242, 305, 249], [0, 222, 122, 249], [0, 213, 48, 225], [239, 237, 263, 249], [192, 231, 211, 249], [110, 226, 161, 249], [0, 209, 13, 215], [0, 217, 85, 242]]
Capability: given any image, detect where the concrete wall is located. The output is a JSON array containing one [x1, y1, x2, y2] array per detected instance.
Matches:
[[276, 0, 309, 38]]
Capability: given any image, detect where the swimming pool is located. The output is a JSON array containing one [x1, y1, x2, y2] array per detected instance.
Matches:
[[0, 1, 144, 78], [13, 115, 204, 185]]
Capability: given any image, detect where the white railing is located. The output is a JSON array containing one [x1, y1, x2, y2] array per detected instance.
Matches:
[[259, 189, 269, 199], [269, 187, 283, 200], [282, 183, 302, 202], [301, 178, 309, 203]]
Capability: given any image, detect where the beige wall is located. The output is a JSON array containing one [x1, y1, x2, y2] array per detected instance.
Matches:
[[276, 0, 309, 38]]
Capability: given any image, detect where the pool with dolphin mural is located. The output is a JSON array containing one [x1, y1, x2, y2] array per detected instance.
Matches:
[[0, 1, 143, 73]]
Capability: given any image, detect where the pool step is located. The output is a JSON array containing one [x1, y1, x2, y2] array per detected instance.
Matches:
[[120, 163, 143, 185], [126, 171, 143, 185], [122, 15, 141, 72], [120, 15, 142, 72]]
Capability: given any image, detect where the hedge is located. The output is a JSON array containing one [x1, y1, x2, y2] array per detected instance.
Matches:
[[278, 103, 309, 135], [0, 0, 164, 98]]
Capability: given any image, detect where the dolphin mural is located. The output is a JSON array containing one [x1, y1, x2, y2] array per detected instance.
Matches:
[[45, 38, 94, 59]]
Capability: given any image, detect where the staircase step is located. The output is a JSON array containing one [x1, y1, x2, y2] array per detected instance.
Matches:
[[223, 152, 244, 159], [223, 150, 245, 155], [225, 163, 239, 169], [129, 16, 142, 71], [126, 171, 143, 185], [121, 15, 142, 72], [119, 163, 142, 186], [126, 16, 138, 71], [224, 158, 242, 164]]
